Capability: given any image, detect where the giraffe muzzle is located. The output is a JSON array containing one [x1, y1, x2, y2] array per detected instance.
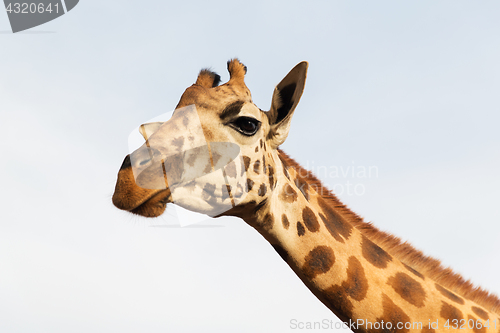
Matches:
[[114, 105, 250, 217]]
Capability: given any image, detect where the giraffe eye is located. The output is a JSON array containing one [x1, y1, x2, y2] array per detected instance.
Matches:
[[231, 117, 261, 136]]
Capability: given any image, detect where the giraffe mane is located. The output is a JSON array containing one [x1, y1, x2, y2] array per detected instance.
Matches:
[[277, 149, 500, 315]]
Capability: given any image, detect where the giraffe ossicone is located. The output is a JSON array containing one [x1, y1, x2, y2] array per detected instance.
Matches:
[[113, 59, 500, 332]]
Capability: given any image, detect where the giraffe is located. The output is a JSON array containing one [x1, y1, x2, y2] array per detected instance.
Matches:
[[112, 59, 500, 333]]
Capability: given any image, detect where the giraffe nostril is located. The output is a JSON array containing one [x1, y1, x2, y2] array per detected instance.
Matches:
[[139, 158, 151, 166]]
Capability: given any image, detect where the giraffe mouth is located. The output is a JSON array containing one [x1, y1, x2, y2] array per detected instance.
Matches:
[[112, 154, 174, 218], [129, 189, 172, 218]]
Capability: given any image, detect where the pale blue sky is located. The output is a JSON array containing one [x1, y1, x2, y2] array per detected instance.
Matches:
[[1, 1, 499, 332]]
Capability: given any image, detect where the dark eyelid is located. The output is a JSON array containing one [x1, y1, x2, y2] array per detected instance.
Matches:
[[229, 116, 261, 136], [220, 100, 245, 120], [233, 116, 261, 126]]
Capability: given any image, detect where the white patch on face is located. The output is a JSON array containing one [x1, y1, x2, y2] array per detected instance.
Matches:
[[170, 162, 248, 216], [130, 105, 208, 189], [238, 103, 262, 120], [129, 104, 251, 216]]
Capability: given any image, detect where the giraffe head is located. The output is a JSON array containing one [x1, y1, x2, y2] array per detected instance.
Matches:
[[112, 59, 307, 218]]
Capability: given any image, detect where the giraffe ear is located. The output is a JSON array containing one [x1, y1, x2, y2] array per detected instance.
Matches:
[[268, 61, 308, 148], [139, 122, 165, 141]]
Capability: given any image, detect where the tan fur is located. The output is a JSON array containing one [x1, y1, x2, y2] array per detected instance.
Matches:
[[195, 69, 221, 88], [227, 58, 247, 82]]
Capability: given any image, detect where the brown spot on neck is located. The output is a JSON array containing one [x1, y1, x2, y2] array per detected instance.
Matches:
[[343, 256, 368, 301], [268, 164, 276, 190], [471, 306, 489, 320], [324, 285, 354, 320], [435, 284, 465, 305], [281, 214, 290, 230], [280, 183, 298, 203], [470, 315, 486, 333], [422, 325, 436, 333], [440, 301, 464, 321], [297, 221, 305, 236], [317, 197, 352, 243], [302, 207, 320, 232], [302, 246, 335, 280], [388, 272, 426, 308], [403, 263, 425, 280], [361, 236, 392, 269], [375, 294, 412, 333], [322, 257, 368, 324]]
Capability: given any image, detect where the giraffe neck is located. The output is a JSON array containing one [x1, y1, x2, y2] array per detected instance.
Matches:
[[227, 150, 499, 333]]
